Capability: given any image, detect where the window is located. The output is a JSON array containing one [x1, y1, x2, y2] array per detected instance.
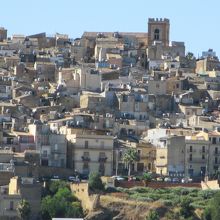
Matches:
[[202, 154, 205, 160], [215, 147, 218, 154], [100, 141, 105, 148], [215, 157, 218, 164], [83, 162, 89, 169], [176, 84, 179, 89], [99, 152, 106, 158], [212, 137, 217, 144], [154, 29, 160, 40], [9, 201, 14, 210], [189, 146, 193, 152], [202, 146, 205, 153], [189, 154, 192, 161], [43, 150, 47, 157], [83, 152, 89, 157], [85, 141, 88, 148]]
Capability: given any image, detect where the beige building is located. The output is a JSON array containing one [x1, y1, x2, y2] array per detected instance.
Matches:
[[185, 135, 209, 178], [147, 79, 167, 95], [0, 176, 41, 220], [63, 128, 114, 176], [0, 184, 21, 219], [155, 135, 185, 176], [179, 104, 203, 119], [136, 142, 156, 173], [196, 57, 220, 74]]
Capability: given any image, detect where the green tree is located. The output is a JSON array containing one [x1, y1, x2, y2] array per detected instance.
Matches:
[[17, 199, 31, 220], [41, 187, 83, 219], [203, 191, 220, 220], [186, 52, 195, 60], [123, 148, 139, 176], [179, 196, 194, 218], [146, 210, 159, 220], [88, 172, 104, 192], [49, 180, 69, 195], [143, 172, 152, 181]]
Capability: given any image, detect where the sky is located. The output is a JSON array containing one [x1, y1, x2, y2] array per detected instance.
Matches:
[[0, 0, 219, 57]]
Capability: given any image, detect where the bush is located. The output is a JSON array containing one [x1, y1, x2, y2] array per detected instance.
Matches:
[[146, 210, 159, 220], [41, 187, 83, 219], [180, 196, 194, 218], [105, 186, 118, 193], [88, 172, 104, 192], [204, 191, 220, 220], [143, 172, 152, 181], [161, 199, 173, 206]]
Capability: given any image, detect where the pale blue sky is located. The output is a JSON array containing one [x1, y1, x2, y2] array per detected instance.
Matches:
[[0, 0, 219, 57]]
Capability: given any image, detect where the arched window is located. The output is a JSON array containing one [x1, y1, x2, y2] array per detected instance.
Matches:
[[154, 29, 160, 40]]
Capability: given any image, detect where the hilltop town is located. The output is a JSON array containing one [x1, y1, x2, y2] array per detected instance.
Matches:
[[0, 18, 220, 219]]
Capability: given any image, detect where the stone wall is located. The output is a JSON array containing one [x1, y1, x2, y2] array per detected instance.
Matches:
[[70, 183, 100, 212], [115, 180, 201, 189], [201, 180, 220, 190]]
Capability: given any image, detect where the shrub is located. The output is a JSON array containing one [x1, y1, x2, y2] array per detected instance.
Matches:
[[179, 196, 194, 218], [146, 210, 159, 220], [88, 172, 104, 192], [143, 173, 152, 181]]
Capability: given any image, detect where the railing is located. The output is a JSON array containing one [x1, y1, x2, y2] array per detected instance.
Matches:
[[188, 158, 207, 163], [81, 156, 90, 162], [187, 149, 196, 153], [98, 157, 107, 162], [213, 152, 220, 156], [199, 150, 208, 154], [51, 149, 62, 154]]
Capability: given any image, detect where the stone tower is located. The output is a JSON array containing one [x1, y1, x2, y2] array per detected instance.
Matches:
[[148, 18, 170, 47]]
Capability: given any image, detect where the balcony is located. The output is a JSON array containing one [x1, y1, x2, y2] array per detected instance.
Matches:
[[98, 157, 108, 162], [51, 149, 62, 154], [199, 149, 208, 154], [141, 155, 156, 160], [188, 158, 207, 163], [187, 149, 196, 153], [81, 156, 90, 162], [213, 152, 220, 156]]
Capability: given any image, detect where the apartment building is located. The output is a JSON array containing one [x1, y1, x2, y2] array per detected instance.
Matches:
[[64, 128, 114, 176]]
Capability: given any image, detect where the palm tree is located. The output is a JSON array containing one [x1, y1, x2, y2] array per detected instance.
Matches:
[[123, 148, 139, 176], [17, 199, 31, 220]]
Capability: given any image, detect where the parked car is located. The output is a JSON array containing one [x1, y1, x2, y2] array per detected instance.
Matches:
[[181, 177, 193, 183], [164, 177, 172, 182], [51, 175, 60, 181], [172, 178, 180, 183], [156, 177, 164, 182], [68, 176, 77, 182], [111, 176, 125, 181]]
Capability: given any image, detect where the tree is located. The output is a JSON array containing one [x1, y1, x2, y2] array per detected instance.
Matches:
[[123, 148, 139, 176], [203, 191, 220, 220], [88, 172, 104, 192], [186, 52, 195, 60], [179, 196, 194, 218], [41, 187, 83, 220], [146, 210, 159, 220], [49, 180, 69, 195], [17, 199, 31, 220]]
